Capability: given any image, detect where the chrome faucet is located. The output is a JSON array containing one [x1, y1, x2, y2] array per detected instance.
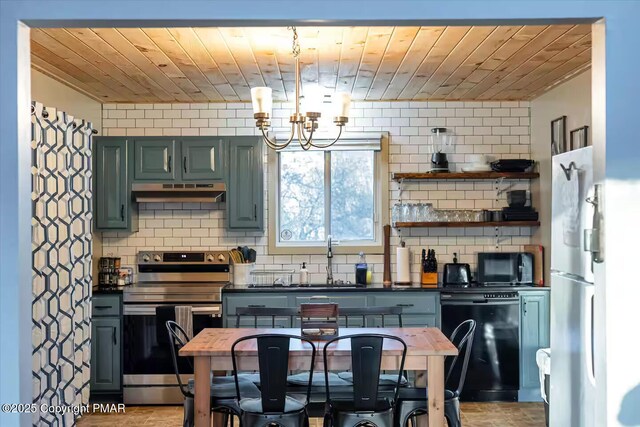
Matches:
[[326, 235, 334, 286]]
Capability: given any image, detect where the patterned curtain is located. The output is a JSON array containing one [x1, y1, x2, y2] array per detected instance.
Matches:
[[31, 102, 93, 426]]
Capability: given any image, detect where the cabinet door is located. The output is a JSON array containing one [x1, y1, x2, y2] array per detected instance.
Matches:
[[182, 138, 224, 181], [227, 137, 263, 230], [91, 317, 121, 392], [95, 138, 129, 229], [520, 292, 550, 390], [133, 138, 177, 180]]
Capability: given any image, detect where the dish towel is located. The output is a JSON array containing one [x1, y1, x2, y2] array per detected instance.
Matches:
[[175, 306, 193, 340]]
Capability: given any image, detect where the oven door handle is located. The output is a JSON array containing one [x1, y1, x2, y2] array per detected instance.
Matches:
[[124, 305, 221, 316], [441, 300, 519, 306]]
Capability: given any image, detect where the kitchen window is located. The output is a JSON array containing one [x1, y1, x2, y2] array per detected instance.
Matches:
[[268, 133, 389, 254]]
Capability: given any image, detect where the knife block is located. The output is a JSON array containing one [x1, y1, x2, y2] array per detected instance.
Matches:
[[421, 272, 438, 288]]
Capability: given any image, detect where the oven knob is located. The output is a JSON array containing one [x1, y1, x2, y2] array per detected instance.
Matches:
[[153, 254, 161, 262], [142, 254, 150, 263], [206, 254, 215, 263], [217, 254, 226, 262]]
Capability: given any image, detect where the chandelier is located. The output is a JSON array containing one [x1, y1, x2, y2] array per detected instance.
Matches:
[[250, 27, 352, 151]]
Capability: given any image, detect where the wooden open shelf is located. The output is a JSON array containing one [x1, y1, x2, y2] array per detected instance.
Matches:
[[392, 172, 539, 181], [394, 221, 541, 228]]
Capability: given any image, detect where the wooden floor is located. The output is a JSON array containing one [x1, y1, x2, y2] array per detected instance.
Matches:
[[77, 402, 546, 426]]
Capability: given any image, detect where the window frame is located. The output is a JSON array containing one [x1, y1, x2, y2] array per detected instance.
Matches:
[[268, 133, 389, 255]]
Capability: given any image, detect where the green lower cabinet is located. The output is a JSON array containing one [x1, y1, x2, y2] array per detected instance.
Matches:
[[90, 317, 121, 392], [222, 291, 440, 329], [90, 294, 122, 395], [519, 291, 550, 402]]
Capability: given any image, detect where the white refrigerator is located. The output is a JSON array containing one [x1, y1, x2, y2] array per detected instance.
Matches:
[[550, 146, 597, 427]]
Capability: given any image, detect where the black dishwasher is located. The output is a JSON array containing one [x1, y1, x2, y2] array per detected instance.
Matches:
[[441, 291, 520, 401]]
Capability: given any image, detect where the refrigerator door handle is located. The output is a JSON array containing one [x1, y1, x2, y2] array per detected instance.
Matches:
[[585, 286, 596, 387], [584, 184, 604, 263]]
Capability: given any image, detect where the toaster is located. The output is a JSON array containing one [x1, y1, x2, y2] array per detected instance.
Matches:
[[442, 253, 472, 287]]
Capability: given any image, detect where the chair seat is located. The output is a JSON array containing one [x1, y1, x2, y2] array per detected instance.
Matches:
[[288, 371, 352, 387], [238, 372, 261, 385], [328, 398, 393, 413], [188, 376, 261, 399], [239, 395, 307, 414], [396, 386, 457, 401], [337, 371, 408, 386]]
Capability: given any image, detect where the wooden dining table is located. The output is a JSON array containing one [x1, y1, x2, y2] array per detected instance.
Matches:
[[179, 327, 457, 427]]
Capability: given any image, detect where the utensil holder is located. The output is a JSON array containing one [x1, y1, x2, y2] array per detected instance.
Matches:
[[232, 262, 255, 285]]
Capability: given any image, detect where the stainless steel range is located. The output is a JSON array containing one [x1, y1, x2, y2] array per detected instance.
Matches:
[[123, 251, 229, 404]]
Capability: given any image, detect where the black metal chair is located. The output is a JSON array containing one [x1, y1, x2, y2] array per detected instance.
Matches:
[[231, 333, 317, 427], [235, 306, 300, 328], [394, 319, 477, 427], [165, 321, 260, 427], [339, 306, 404, 328], [337, 307, 409, 387], [322, 334, 408, 427]]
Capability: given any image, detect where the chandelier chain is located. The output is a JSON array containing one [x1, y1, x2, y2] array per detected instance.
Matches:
[[287, 26, 300, 58]]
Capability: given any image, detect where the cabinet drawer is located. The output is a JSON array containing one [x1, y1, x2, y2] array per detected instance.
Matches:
[[369, 293, 438, 314], [92, 295, 121, 317], [294, 295, 367, 308], [224, 295, 289, 315]]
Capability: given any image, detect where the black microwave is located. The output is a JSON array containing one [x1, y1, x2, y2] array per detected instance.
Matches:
[[477, 252, 534, 286]]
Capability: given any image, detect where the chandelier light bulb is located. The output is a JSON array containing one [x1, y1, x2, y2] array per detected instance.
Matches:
[[332, 92, 351, 119], [251, 87, 273, 116], [302, 84, 325, 116]]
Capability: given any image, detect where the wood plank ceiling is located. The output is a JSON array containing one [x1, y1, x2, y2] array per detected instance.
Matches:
[[31, 25, 591, 103]]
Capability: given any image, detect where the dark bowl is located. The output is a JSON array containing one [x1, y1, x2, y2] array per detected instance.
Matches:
[[507, 190, 527, 207]]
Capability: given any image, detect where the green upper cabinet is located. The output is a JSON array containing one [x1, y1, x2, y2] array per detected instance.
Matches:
[[94, 137, 137, 231], [227, 136, 264, 230], [519, 291, 550, 401], [182, 137, 225, 181], [133, 138, 177, 181]]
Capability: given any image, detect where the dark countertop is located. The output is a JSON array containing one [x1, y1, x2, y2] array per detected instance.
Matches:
[[92, 286, 124, 295], [223, 284, 549, 293]]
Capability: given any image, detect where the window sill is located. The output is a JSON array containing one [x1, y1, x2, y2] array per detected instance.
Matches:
[[268, 242, 384, 255]]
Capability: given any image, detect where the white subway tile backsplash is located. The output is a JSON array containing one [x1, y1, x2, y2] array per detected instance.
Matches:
[[102, 100, 533, 278]]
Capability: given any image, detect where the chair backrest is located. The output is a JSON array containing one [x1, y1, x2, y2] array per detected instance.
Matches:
[[323, 334, 407, 411], [339, 306, 404, 328], [444, 319, 477, 397], [165, 320, 193, 398], [231, 334, 316, 413], [234, 306, 300, 328]]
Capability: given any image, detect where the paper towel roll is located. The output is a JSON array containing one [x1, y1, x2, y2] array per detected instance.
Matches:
[[396, 247, 411, 284]]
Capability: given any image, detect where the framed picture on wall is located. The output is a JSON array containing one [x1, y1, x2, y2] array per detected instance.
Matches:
[[551, 116, 567, 155], [570, 126, 589, 151]]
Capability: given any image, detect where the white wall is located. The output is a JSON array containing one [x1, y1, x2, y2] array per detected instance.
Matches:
[[530, 71, 591, 286], [101, 100, 532, 285], [31, 70, 102, 132]]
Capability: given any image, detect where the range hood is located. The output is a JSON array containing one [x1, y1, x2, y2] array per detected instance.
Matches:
[[132, 183, 226, 203]]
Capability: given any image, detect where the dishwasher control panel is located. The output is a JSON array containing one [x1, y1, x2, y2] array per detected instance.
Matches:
[[483, 292, 518, 299]]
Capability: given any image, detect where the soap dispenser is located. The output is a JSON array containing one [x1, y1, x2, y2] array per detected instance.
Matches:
[[300, 262, 309, 286]]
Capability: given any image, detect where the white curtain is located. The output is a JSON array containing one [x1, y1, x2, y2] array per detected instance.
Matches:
[[31, 102, 93, 426]]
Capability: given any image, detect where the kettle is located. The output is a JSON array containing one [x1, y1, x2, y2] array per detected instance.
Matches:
[[442, 253, 471, 287]]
